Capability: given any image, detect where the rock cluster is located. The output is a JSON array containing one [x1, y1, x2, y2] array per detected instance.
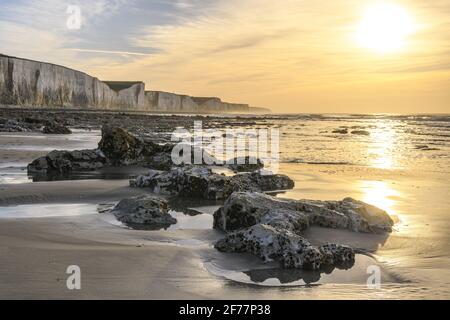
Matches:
[[111, 195, 177, 228], [27, 125, 173, 175], [0, 117, 73, 133], [27, 125, 225, 176], [130, 166, 294, 200], [0, 118, 34, 132], [213, 192, 394, 270]]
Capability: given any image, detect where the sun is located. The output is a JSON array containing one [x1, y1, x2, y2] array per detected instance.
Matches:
[[356, 3, 416, 53]]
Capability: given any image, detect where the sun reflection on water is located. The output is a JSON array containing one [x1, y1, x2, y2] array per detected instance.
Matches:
[[359, 180, 399, 215], [368, 124, 397, 169]]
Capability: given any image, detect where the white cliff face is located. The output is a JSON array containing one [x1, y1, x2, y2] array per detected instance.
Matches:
[[0, 55, 145, 110], [0, 54, 250, 113], [145, 91, 200, 112], [145, 91, 249, 113], [158, 91, 182, 111]]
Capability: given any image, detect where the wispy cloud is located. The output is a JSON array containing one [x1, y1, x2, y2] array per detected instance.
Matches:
[[66, 48, 154, 56]]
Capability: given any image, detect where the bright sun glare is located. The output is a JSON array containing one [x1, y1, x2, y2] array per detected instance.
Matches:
[[356, 3, 416, 53]]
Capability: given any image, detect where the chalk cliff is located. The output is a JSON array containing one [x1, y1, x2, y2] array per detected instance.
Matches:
[[0, 54, 253, 113], [144, 91, 249, 112], [0, 54, 145, 110]]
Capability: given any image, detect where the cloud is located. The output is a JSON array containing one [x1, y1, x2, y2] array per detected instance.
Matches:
[[65, 48, 156, 56]]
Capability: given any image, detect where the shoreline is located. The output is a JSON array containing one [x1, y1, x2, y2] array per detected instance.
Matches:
[[0, 111, 449, 299]]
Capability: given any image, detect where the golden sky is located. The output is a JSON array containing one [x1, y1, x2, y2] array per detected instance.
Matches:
[[1, 0, 449, 113]]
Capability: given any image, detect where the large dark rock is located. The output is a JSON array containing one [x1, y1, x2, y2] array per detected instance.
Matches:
[[130, 166, 295, 200], [213, 192, 394, 234], [111, 195, 176, 227], [215, 224, 355, 270], [98, 125, 148, 165], [27, 149, 107, 174], [42, 121, 72, 134]]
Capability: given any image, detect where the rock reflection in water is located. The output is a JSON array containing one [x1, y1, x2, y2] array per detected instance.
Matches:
[[243, 260, 355, 285], [28, 166, 149, 182]]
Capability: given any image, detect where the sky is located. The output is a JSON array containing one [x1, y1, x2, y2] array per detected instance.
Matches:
[[0, 0, 449, 113]]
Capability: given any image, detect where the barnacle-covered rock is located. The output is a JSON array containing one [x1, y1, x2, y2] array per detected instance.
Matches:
[[130, 167, 294, 200], [27, 149, 106, 174], [213, 192, 394, 234], [111, 195, 176, 227], [215, 224, 355, 270]]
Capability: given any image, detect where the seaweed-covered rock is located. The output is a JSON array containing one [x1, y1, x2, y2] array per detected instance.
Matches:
[[42, 121, 72, 134], [215, 224, 355, 270], [213, 193, 309, 233], [111, 195, 176, 227], [130, 166, 295, 200], [213, 192, 394, 233], [98, 125, 147, 165], [27, 149, 106, 174]]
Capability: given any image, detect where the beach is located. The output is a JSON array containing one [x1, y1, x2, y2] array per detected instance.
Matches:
[[0, 111, 449, 299]]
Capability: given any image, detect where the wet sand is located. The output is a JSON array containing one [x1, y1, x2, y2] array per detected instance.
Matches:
[[0, 203, 404, 299], [0, 130, 449, 299]]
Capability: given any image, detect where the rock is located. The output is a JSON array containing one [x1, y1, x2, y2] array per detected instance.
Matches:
[[0, 119, 32, 132], [143, 142, 178, 170], [215, 224, 355, 270], [27, 149, 106, 174], [130, 166, 295, 200], [332, 129, 348, 134], [98, 125, 147, 165], [319, 243, 355, 267], [231, 172, 294, 192], [130, 166, 221, 198], [97, 125, 216, 168], [213, 192, 394, 233], [415, 145, 440, 151], [227, 156, 264, 172], [22, 117, 44, 124], [42, 121, 72, 134], [111, 195, 177, 227], [338, 197, 395, 232], [351, 130, 370, 136]]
